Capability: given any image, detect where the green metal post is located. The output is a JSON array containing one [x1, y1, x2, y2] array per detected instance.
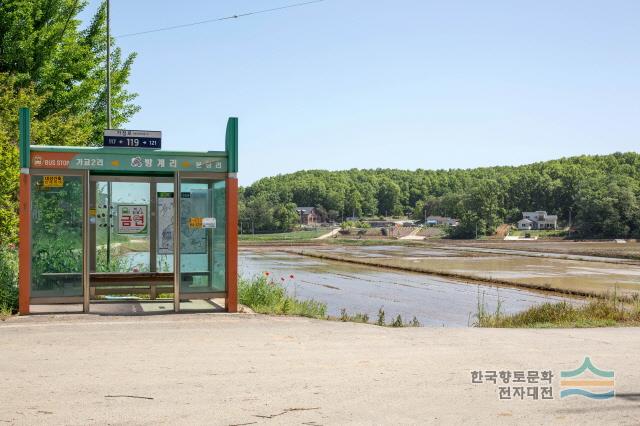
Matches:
[[18, 107, 31, 314], [19, 108, 31, 168], [224, 117, 238, 312], [225, 117, 238, 173]]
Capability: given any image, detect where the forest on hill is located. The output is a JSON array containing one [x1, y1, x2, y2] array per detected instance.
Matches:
[[240, 152, 640, 238]]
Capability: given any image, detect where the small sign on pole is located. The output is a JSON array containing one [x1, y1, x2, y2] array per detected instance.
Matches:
[[104, 129, 161, 149]]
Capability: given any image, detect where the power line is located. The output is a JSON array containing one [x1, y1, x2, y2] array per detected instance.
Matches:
[[116, 0, 325, 38]]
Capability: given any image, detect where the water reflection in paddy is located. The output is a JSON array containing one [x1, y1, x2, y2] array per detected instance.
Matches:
[[239, 250, 576, 327], [308, 245, 640, 296]]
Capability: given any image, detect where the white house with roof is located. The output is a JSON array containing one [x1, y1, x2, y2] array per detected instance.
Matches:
[[517, 211, 558, 230]]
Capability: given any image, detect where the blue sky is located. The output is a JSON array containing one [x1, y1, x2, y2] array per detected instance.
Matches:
[[82, 1, 640, 185]]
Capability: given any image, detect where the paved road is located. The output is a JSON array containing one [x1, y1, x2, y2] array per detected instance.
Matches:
[[1, 314, 639, 425], [315, 227, 340, 240], [399, 227, 422, 240]]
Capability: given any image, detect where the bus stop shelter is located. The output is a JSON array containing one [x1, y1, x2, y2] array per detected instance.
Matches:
[[17, 108, 238, 314]]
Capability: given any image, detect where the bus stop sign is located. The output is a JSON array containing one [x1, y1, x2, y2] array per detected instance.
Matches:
[[104, 129, 161, 149]]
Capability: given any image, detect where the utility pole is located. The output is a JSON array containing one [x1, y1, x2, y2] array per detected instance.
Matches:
[[106, 0, 112, 129], [103, 0, 112, 268], [568, 207, 572, 227]]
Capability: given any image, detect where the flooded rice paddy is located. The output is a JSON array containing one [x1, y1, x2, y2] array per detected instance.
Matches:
[[301, 245, 640, 297], [239, 249, 577, 327], [452, 240, 640, 261]]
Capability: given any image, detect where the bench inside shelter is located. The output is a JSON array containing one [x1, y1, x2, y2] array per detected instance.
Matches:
[[39, 271, 210, 300]]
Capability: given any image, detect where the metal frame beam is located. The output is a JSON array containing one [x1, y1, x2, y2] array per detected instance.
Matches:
[[173, 171, 181, 312], [83, 170, 90, 313], [225, 177, 238, 312], [150, 181, 157, 274]]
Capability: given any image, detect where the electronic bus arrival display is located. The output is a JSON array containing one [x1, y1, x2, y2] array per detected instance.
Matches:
[[103, 129, 162, 149]]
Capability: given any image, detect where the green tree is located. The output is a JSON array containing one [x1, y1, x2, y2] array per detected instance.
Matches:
[[273, 203, 299, 232], [0, 0, 139, 142], [0, 73, 95, 243], [344, 185, 363, 218], [448, 212, 486, 239], [243, 194, 274, 232], [464, 180, 503, 235], [0, 1, 138, 243], [240, 152, 640, 239], [412, 196, 442, 221], [575, 176, 640, 238], [377, 177, 402, 216]]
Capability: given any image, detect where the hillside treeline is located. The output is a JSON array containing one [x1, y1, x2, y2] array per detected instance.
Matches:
[[240, 152, 640, 239]]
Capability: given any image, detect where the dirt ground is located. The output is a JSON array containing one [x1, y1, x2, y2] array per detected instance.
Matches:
[[1, 313, 639, 425]]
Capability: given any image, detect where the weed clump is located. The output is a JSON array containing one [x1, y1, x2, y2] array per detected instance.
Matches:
[[391, 315, 403, 327], [239, 275, 326, 319], [475, 288, 640, 328], [338, 308, 370, 323], [334, 307, 421, 327]]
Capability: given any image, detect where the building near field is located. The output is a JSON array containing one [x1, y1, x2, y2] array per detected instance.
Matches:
[[426, 216, 459, 227], [517, 211, 558, 230], [296, 207, 319, 225]]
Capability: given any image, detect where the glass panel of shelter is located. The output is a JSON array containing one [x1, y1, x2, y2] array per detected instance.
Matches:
[[94, 181, 151, 273], [89, 176, 174, 303], [178, 177, 226, 308], [30, 173, 84, 302]]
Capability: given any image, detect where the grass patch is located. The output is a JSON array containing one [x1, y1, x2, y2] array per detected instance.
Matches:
[[239, 229, 328, 242], [509, 229, 568, 238], [0, 304, 12, 321], [239, 275, 327, 318], [475, 294, 640, 328]]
